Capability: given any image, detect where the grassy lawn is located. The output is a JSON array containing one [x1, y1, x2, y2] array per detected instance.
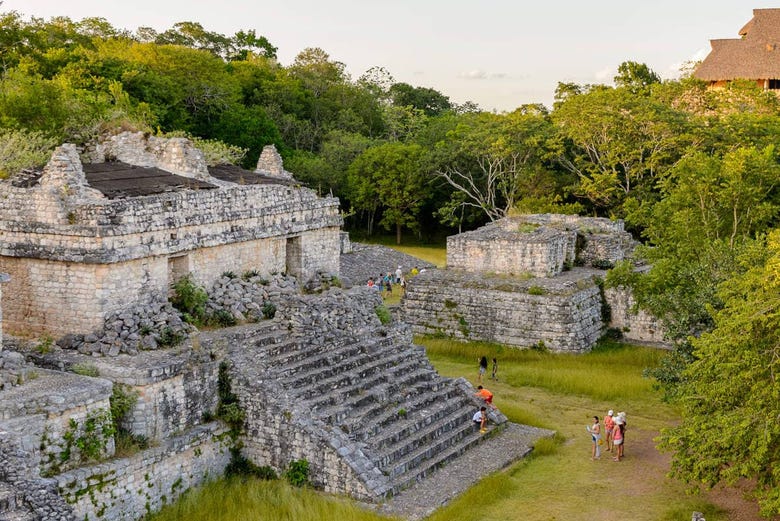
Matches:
[[359, 235, 448, 268], [149, 336, 743, 521], [420, 337, 728, 521]]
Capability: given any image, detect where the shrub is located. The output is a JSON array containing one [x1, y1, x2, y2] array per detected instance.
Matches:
[[591, 259, 615, 270], [36, 335, 54, 354], [0, 129, 57, 178], [209, 309, 238, 328], [261, 302, 277, 319], [170, 275, 208, 322], [158, 327, 185, 347], [242, 269, 261, 281], [284, 459, 310, 487], [444, 298, 458, 309], [225, 448, 278, 480], [518, 223, 540, 233], [375, 305, 392, 324], [221, 271, 237, 279], [528, 285, 547, 296]]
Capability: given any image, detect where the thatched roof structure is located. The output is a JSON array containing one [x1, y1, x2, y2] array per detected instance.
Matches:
[[694, 8, 780, 82]]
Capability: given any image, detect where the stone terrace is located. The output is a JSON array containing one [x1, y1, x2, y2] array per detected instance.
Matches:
[[402, 268, 605, 353]]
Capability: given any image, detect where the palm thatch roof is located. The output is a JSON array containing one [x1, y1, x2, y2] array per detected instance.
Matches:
[[694, 8, 780, 82]]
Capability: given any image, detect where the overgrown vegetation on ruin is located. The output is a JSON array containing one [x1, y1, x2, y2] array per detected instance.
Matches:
[[149, 337, 738, 520], [6, 7, 780, 512]]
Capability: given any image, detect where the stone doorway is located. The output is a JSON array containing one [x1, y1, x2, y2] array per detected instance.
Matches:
[[167, 254, 190, 290], [285, 236, 303, 279]]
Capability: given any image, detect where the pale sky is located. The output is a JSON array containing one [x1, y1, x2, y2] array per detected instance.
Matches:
[[7, 1, 760, 111]]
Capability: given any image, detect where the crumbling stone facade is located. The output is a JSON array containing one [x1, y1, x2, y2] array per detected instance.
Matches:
[[0, 282, 518, 520], [446, 215, 635, 277], [0, 133, 341, 337], [403, 269, 605, 353], [404, 215, 665, 352], [0, 273, 7, 351]]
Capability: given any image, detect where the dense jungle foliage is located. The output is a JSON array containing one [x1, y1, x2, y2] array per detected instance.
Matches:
[[4, 10, 780, 515]]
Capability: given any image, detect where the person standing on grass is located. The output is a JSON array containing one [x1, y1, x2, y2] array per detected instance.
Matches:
[[588, 416, 601, 460], [472, 406, 488, 433], [604, 410, 615, 452], [612, 414, 624, 461], [478, 356, 488, 384], [616, 411, 627, 455], [395, 265, 402, 283], [491, 357, 498, 381]]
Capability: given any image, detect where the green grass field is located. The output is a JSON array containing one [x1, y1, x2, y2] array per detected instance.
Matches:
[[149, 337, 735, 521], [359, 235, 448, 268]]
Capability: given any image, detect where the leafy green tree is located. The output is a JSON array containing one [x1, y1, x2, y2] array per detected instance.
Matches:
[[389, 82, 452, 116], [433, 110, 556, 222], [0, 128, 57, 177], [610, 145, 780, 397], [658, 231, 780, 516], [552, 85, 689, 215], [613, 60, 660, 91], [347, 143, 428, 243]]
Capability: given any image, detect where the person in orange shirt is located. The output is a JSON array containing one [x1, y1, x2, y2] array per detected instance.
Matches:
[[475, 385, 496, 409]]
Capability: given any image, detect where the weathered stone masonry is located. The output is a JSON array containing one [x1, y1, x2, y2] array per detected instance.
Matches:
[[0, 133, 342, 336], [404, 214, 665, 352]]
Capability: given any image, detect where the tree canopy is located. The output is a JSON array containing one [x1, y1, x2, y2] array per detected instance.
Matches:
[[6, 7, 780, 515]]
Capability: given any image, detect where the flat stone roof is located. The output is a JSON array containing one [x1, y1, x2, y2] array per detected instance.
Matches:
[[82, 162, 218, 199]]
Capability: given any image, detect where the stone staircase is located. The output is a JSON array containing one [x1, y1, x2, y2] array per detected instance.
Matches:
[[230, 309, 507, 499]]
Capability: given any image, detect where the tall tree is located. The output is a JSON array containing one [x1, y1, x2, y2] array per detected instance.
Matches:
[[347, 142, 428, 243], [658, 230, 780, 516], [433, 110, 555, 222]]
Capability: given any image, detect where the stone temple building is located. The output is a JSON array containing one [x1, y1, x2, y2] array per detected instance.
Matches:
[[0, 134, 548, 521], [402, 214, 666, 352], [0, 132, 341, 337]]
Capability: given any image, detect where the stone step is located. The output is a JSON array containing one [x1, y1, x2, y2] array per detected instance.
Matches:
[[340, 370, 443, 430], [374, 408, 476, 472], [360, 383, 463, 436], [309, 366, 439, 426], [364, 394, 471, 452], [272, 335, 394, 377], [388, 423, 498, 494], [301, 356, 434, 412], [249, 328, 289, 349], [283, 343, 422, 395]]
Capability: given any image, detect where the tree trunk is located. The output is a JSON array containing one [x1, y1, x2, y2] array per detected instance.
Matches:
[[396, 222, 402, 245]]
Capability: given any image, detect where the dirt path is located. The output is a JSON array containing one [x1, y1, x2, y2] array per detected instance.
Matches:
[[628, 427, 776, 521]]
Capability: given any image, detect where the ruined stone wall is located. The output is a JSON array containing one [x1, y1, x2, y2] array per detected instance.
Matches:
[[0, 228, 340, 337], [605, 286, 667, 345], [57, 422, 231, 521], [0, 370, 115, 476], [0, 184, 341, 259], [121, 361, 220, 442], [0, 257, 160, 335], [240, 401, 376, 500], [0, 274, 7, 350], [93, 132, 214, 182], [446, 215, 635, 277], [447, 232, 573, 277], [402, 269, 604, 353]]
